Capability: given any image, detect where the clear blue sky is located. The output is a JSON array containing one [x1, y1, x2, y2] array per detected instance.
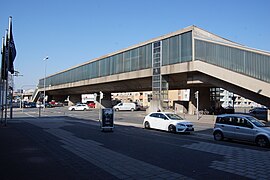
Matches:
[[1, 0, 270, 90]]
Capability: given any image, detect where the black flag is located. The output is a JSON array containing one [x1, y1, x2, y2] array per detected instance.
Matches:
[[7, 16, 16, 74], [1, 32, 8, 80]]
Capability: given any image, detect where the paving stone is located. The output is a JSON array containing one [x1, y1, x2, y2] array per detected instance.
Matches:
[[183, 142, 270, 179], [26, 119, 191, 179]]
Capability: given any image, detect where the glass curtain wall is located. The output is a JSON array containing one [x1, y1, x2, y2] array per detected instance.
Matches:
[[195, 39, 270, 83], [39, 44, 152, 88], [162, 31, 192, 65], [39, 31, 193, 88]]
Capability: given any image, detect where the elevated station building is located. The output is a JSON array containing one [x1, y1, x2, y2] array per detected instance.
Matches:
[[33, 25, 270, 114]]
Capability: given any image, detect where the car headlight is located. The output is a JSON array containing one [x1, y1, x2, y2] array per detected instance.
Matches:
[[177, 123, 186, 126]]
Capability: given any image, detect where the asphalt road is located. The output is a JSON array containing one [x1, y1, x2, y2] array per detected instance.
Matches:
[[8, 107, 270, 179]]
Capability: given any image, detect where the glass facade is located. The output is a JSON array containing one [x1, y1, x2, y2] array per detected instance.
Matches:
[[162, 31, 192, 65], [39, 44, 152, 87], [39, 31, 193, 88], [195, 39, 270, 83]]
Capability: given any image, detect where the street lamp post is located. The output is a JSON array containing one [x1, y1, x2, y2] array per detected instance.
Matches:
[[43, 56, 49, 110], [10, 70, 23, 119]]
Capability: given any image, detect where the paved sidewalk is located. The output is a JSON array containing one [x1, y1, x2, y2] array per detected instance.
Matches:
[[0, 118, 115, 180], [182, 114, 216, 124], [0, 113, 192, 180]]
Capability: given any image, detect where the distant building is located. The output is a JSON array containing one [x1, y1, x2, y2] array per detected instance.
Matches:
[[111, 88, 261, 110], [220, 88, 261, 108], [112, 90, 190, 108], [13, 89, 35, 102]]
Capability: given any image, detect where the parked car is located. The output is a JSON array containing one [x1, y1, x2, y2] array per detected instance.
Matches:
[[87, 102, 96, 108], [213, 114, 270, 147], [249, 107, 268, 121], [143, 112, 194, 133], [36, 103, 52, 108], [36, 103, 44, 108], [12, 102, 20, 108], [113, 102, 137, 111], [24, 102, 36, 108], [50, 101, 64, 107], [134, 102, 143, 111], [68, 104, 89, 111]]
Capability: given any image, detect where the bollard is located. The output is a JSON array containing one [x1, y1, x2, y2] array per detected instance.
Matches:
[[38, 107, 41, 117]]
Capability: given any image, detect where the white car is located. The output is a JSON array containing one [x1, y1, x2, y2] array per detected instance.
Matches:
[[68, 104, 89, 111], [36, 103, 44, 108], [143, 112, 194, 133], [113, 102, 136, 111]]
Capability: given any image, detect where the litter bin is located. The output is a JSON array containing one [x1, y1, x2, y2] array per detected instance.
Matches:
[[99, 108, 114, 132]]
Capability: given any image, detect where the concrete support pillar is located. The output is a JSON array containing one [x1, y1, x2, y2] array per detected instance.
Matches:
[[68, 94, 81, 106], [188, 87, 211, 115], [96, 92, 112, 108], [146, 99, 163, 114], [188, 88, 197, 115], [101, 92, 112, 108]]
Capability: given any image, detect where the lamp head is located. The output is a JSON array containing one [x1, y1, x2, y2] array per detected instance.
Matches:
[[43, 56, 49, 60]]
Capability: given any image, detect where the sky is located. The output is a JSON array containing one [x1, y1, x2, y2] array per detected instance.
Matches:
[[1, 0, 270, 90]]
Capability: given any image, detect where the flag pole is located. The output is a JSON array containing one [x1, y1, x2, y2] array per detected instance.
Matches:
[[0, 36, 4, 124], [8, 16, 13, 120], [4, 29, 9, 126], [8, 16, 12, 120], [7, 16, 16, 120], [5, 16, 12, 126]]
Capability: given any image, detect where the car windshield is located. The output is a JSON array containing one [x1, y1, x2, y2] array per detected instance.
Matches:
[[246, 116, 266, 127], [166, 114, 184, 120]]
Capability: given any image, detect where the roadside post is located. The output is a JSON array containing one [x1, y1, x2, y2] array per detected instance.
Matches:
[[38, 105, 41, 117], [267, 109, 270, 122], [37, 102, 41, 117], [195, 91, 199, 120], [99, 108, 114, 132]]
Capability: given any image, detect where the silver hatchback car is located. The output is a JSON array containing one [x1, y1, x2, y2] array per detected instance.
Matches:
[[213, 114, 270, 147]]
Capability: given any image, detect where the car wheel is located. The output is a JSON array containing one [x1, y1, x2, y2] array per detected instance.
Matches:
[[115, 108, 119, 111], [168, 124, 176, 133], [256, 136, 269, 147], [83, 108, 86, 111], [213, 131, 224, 141], [144, 121, 150, 129], [131, 108, 134, 112], [71, 108, 75, 111]]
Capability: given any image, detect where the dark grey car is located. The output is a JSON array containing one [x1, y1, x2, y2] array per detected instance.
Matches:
[[213, 114, 270, 147], [249, 107, 268, 121]]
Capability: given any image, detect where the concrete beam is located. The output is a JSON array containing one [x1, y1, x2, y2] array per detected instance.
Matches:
[[37, 61, 270, 108]]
